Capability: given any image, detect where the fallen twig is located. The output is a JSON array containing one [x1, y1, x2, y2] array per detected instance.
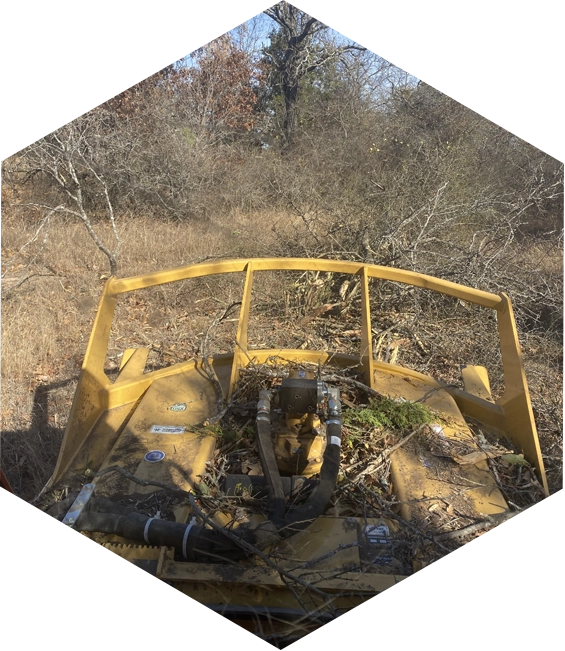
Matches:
[[340, 477, 452, 553], [321, 373, 382, 398], [201, 302, 241, 421], [435, 511, 516, 542], [187, 493, 339, 608], [93, 465, 193, 500], [345, 424, 427, 478], [294, 541, 361, 570]]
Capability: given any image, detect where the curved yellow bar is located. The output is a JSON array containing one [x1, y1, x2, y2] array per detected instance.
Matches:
[[50, 258, 547, 495], [108, 258, 503, 309]]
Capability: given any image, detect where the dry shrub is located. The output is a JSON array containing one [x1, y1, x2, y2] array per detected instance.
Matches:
[[2, 24, 561, 506]]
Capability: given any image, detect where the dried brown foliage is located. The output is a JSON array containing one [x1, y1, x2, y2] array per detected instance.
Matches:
[[1, 8, 562, 501]]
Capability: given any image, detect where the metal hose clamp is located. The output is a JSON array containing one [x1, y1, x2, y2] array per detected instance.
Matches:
[[327, 386, 342, 418], [257, 392, 272, 422], [182, 519, 197, 559], [143, 517, 155, 544]]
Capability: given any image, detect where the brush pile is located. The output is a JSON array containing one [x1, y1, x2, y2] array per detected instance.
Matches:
[[187, 358, 546, 570], [39, 354, 546, 574]]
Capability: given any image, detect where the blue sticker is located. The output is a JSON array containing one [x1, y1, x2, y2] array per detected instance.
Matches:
[[144, 450, 165, 463]]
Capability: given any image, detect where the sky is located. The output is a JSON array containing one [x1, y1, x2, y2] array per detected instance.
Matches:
[[0, 0, 261, 72], [0, 0, 564, 92], [1, 1, 563, 161]]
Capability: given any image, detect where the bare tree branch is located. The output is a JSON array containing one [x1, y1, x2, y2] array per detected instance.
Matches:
[[15, 113, 121, 276], [264, 2, 365, 144]]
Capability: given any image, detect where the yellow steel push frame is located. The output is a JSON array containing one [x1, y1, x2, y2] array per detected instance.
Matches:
[[50, 258, 548, 495]]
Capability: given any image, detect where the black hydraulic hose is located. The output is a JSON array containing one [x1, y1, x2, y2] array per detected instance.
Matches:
[[255, 390, 286, 525], [47, 496, 79, 519], [253, 387, 343, 538], [92, 497, 133, 516], [65, 387, 342, 561], [77, 512, 126, 535], [279, 420, 342, 535], [48, 496, 133, 520], [76, 508, 253, 561]]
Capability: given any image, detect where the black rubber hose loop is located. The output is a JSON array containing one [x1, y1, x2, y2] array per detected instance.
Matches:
[[255, 391, 287, 525], [71, 393, 343, 560], [279, 420, 342, 535]]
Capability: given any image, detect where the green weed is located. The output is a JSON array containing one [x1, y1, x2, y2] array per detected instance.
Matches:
[[343, 397, 434, 431]]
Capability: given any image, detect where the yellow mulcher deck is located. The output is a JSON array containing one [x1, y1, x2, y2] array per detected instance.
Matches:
[[43, 259, 548, 645]]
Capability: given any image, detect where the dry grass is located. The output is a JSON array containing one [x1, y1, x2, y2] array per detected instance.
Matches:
[[1, 210, 562, 499], [0, 210, 279, 497]]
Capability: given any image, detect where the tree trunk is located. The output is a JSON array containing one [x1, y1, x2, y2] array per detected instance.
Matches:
[[283, 82, 299, 146], [108, 256, 118, 276]]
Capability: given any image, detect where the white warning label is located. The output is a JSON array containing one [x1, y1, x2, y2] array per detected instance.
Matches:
[[150, 425, 186, 434], [365, 524, 390, 544]]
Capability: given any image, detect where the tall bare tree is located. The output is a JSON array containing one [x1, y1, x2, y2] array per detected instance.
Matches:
[[263, 2, 365, 145]]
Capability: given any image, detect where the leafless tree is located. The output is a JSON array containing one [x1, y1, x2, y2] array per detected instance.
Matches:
[[264, 2, 365, 145], [13, 108, 121, 275]]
